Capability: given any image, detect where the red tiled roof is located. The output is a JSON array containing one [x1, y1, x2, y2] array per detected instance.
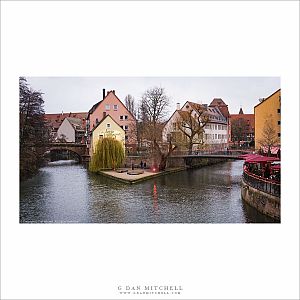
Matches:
[[44, 112, 88, 130], [230, 114, 254, 131], [209, 98, 230, 118]]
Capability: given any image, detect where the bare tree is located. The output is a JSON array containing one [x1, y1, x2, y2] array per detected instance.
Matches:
[[231, 118, 248, 145], [56, 133, 67, 143], [124, 94, 137, 118], [19, 77, 50, 179], [139, 87, 176, 170], [258, 115, 279, 156], [176, 104, 209, 154]]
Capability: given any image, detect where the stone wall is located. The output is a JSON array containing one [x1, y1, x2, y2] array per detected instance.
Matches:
[[124, 156, 228, 169], [241, 179, 280, 221], [167, 156, 227, 168]]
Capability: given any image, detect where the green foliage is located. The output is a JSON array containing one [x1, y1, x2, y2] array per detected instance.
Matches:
[[89, 138, 125, 172]]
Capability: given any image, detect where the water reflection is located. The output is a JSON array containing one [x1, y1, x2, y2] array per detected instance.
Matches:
[[152, 183, 158, 210], [20, 160, 278, 223]]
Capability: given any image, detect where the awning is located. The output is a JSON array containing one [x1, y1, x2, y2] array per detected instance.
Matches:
[[246, 155, 280, 163]]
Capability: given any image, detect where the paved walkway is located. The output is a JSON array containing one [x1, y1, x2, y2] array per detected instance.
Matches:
[[102, 169, 159, 182], [100, 167, 185, 184]]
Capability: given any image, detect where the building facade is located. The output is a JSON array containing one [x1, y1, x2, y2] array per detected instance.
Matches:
[[90, 115, 125, 155], [87, 90, 136, 151], [254, 89, 281, 150], [45, 112, 87, 142], [230, 108, 255, 146], [162, 101, 228, 151], [209, 98, 230, 143], [56, 117, 85, 143]]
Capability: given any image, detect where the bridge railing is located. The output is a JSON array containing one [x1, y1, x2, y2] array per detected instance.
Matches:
[[243, 169, 280, 197], [171, 149, 252, 156]]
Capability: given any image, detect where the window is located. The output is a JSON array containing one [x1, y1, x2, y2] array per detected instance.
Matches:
[[99, 134, 103, 139], [120, 116, 124, 120], [107, 123, 111, 128], [96, 118, 99, 124], [105, 104, 110, 110], [278, 120, 281, 125], [113, 105, 118, 110], [277, 108, 281, 113], [124, 125, 128, 131], [124, 115, 128, 120], [125, 135, 128, 141], [278, 133, 281, 137], [215, 134, 217, 139]]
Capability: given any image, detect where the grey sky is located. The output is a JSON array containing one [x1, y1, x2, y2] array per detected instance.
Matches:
[[26, 77, 280, 116]]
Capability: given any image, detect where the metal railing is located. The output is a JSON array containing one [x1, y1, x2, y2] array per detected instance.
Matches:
[[243, 169, 280, 197], [171, 149, 252, 156]]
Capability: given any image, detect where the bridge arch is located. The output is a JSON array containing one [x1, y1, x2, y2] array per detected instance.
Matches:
[[49, 148, 83, 163], [47, 143, 89, 163]]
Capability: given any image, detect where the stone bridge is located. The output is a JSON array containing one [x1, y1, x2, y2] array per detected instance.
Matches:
[[48, 143, 90, 162], [167, 150, 251, 168]]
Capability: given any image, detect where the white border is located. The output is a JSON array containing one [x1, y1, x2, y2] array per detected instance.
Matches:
[[1, 1, 299, 299]]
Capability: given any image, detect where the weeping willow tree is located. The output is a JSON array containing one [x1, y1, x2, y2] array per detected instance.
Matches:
[[89, 137, 125, 172]]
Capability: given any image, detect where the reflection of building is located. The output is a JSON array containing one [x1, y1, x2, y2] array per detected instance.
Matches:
[[254, 89, 281, 150], [87, 89, 136, 151], [162, 100, 228, 150], [90, 115, 125, 155], [230, 108, 254, 145], [57, 117, 85, 143], [45, 112, 87, 142]]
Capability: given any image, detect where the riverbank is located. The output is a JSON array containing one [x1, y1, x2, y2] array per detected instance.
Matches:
[[96, 157, 232, 184], [98, 167, 186, 184]]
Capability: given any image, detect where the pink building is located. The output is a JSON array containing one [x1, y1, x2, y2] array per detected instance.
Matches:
[[87, 90, 137, 151]]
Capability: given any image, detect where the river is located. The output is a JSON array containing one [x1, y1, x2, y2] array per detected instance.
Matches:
[[20, 160, 277, 223]]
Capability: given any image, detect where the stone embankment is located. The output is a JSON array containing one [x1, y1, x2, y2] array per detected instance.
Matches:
[[241, 178, 280, 221]]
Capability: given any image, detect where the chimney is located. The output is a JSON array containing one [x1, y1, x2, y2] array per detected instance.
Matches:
[[176, 103, 180, 110], [102, 89, 105, 100], [112, 90, 115, 94]]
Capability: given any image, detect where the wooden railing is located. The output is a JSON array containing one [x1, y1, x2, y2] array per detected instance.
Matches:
[[243, 169, 280, 197]]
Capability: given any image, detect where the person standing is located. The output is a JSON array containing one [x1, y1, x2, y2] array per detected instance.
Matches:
[[140, 160, 143, 169]]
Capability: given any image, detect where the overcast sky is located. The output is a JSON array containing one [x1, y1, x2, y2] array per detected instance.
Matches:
[[26, 77, 280, 116]]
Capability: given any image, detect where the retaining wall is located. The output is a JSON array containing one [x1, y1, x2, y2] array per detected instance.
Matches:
[[241, 179, 280, 221]]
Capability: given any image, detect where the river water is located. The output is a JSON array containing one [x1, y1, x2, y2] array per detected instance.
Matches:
[[20, 160, 276, 223]]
